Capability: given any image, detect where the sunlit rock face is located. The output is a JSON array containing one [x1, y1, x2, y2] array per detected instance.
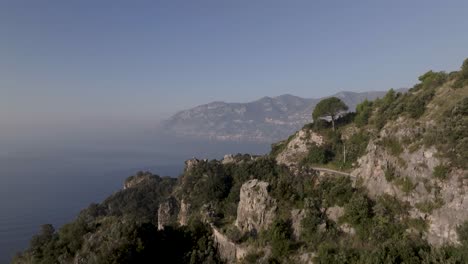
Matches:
[[157, 197, 179, 230], [235, 179, 277, 234]]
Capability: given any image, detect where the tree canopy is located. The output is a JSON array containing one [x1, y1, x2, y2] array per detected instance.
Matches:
[[312, 97, 349, 130]]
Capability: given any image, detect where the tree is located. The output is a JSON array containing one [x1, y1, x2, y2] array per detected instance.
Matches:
[[312, 97, 349, 130], [354, 99, 373, 127]]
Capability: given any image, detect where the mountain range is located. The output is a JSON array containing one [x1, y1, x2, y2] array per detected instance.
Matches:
[[161, 91, 394, 142]]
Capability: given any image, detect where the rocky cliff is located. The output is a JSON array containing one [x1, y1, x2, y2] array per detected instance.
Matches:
[[14, 59, 468, 264], [235, 179, 277, 234], [271, 70, 468, 247]]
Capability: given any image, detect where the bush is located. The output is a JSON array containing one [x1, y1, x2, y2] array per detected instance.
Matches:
[[319, 176, 354, 207], [270, 134, 295, 157], [373, 194, 409, 219], [453, 58, 468, 88], [417, 70, 447, 90], [457, 221, 468, 245], [354, 99, 373, 127], [384, 165, 397, 182], [433, 165, 450, 180], [343, 131, 370, 167], [343, 193, 373, 229], [269, 219, 293, 258], [415, 199, 443, 214], [301, 144, 334, 164], [394, 177, 415, 194], [381, 137, 403, 156], [423, 97, 468, 169], [301, 206, 324, 245]]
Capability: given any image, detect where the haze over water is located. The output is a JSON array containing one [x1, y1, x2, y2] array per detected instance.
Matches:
[[0, 129, 269, 262]]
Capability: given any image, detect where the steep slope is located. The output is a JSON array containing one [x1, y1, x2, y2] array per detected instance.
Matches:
[[161, 91, 390, 142], [272, 61, 468, 247], [13, 59, 468, 264]]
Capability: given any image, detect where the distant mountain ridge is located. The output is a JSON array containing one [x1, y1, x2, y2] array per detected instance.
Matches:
[[161, 90, 396, 142]]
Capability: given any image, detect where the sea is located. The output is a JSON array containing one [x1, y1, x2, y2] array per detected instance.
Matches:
[[0, 137, 269, 263]]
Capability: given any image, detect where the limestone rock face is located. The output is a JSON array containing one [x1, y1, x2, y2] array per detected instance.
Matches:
[[235, 179, 277, 234], [222, 154, 260, 165], [351, 118, 468, 246], [184, 158, 207, 172], [178, 199, 190, 226], [276, 128, 324, 166], [291, 209, 306, 240], [222, 154, 236, 164], [326, 206, 345, 223], [212, 226, 248, 264], [123, 172, 154, 190], [157, 197, 179, 230], [426, 171, 468, 245]]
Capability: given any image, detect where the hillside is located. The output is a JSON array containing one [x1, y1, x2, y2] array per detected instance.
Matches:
[[13, 59, 468, 264], [161, 91, 391, 142]]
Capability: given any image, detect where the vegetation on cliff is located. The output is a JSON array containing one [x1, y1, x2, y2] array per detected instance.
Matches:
[[14, 58, 468, 264]]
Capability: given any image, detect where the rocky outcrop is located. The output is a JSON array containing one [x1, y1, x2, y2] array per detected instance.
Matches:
[[157, 197, 179, 230], [123, 172, 154, 189], [426, 171, 468, 245], [178, 199, 190, 226], [352, 118, 468, 245], [212, 226, 248, 264], [291, 209, 306, 240], [325, 206, 344, 223], [222, 154, 260, 164], [184, 158, 207, 172], [276, 128, 324, 166], [222, 154, 236, 164], [236, 180, 277, 234]]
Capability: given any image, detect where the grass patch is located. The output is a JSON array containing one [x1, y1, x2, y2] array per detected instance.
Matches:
[[381, 136, 403, 156], [433, 165, 450, 181], [384, 165, 397, 182], [415, 199, 444, 214], [394, 177, 415, 194], [406, 218, 428, 232]]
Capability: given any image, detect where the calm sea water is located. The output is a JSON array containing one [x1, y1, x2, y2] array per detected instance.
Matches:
[[0, 139, 269, 263]]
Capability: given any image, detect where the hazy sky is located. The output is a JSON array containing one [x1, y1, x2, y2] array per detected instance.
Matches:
[[2, 0, 468, 134]]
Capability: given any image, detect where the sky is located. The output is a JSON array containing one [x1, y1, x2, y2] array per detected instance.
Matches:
[[2, 0, 468, 141]]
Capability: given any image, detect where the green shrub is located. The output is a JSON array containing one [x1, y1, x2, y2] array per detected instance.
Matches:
[[433, 165, 450, 180], [415, 199, 444, 214], [301, 205, 325, 245], [269, 219, 293, 258], [342, 193, 373, 231], [417, 70, 447, 90], [457, 221, 468, 245], [405, 86, 436, 118], [315, 244, 360, 264], [270, 134, 295, 157], [242, 251, 264, 263], [373, 194, 409, 219], [355, 99, 373, 127], [452, 58, 468, 88], [406, 218, 428, 232], [381, 137, 403, 156], [394, 177, 415, 194], [319, 176, 354, 207], [301, 144, 333, 164], [343, 131, 370, 167], [422, 98, 468, 169], [384, 165, 397, 182]]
